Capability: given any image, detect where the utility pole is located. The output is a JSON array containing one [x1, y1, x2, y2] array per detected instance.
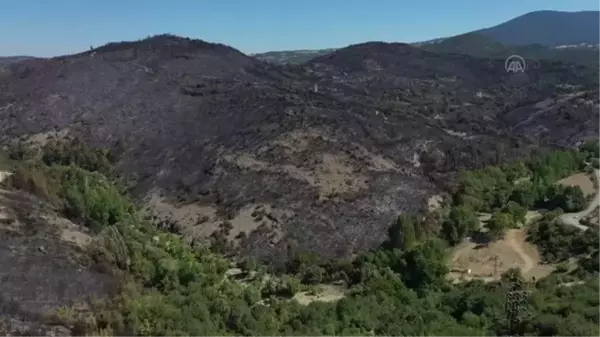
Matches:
[[493, 255, 499, 278]]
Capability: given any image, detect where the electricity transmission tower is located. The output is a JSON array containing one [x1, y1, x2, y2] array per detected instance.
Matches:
[[505, 287, 530, 336]]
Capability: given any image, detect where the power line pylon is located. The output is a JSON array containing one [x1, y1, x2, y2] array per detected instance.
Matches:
[[505, 287, 530, 336]]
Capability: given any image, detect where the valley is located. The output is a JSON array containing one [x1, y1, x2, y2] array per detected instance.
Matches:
[[0, 7, 598, 336], [3, 34, 596, 265], [0, 137, 597, 335]]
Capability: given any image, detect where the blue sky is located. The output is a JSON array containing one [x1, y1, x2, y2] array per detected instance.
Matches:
[[1, 0, 598, 57]]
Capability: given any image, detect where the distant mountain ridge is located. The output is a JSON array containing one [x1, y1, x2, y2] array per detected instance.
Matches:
[[418, 10, 599, 47], [473, 10, 599, 46], [418, 33, 599, 68], [0, 56, 36, 66], [251, 48, 336, 65], [254, 10, 599, 65]]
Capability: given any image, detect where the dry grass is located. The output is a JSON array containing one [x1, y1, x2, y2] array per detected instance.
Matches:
[[7, 164, 61, 207]]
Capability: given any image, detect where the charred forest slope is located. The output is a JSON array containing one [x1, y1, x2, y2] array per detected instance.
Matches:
[[0, 35, 597, 265]]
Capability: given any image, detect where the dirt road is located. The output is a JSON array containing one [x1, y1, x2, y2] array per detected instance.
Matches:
[[504, 229, 534, 274], [448, 209, 551, 283], [558, 169, 600, 231]]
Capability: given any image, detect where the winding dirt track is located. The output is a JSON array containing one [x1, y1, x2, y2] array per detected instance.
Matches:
[[493, 183, 598, 278], [504, 229, 534, 274], [558, 169, 600, 231], [449, 210, 545, 283]]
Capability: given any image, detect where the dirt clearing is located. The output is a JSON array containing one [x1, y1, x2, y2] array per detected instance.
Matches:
[[449, 230, 525, 280], [557, 172, 595, 196], [292, 284, 346, 305], [448, 228, 553, 283]]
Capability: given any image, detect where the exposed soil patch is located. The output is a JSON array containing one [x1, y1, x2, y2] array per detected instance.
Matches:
[[146, 192, 290, 246], [223, 203, 288, 243], [450, 230, 528, 279], [292, 284, 346, 305], [448, 228, 553, 283], [24, 129, 70, 148], [558, 169, 600, 230], [224, 267, 346, 306], [427, 194, 443, 212], [40, 215, 93, 248], [145, 192, 221, 237], [558, 172, 595, 195]]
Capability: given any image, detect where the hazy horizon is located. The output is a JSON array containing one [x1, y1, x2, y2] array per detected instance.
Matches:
[[1, 0, 598, 57]]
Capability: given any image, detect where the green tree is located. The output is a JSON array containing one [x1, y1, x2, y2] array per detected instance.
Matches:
[[486, 212, 512, 241], [442, 205, 478, 245], [509, 182, 536, 208], [401, 238, 448, 289], [561, 186, 587, 212], [501, 201, 526, 224], [544, 185, 587, 212], [388, 213, 417, 250]]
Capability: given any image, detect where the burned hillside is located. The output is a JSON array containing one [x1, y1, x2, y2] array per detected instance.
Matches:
[[0, 177, 117, 335], [0, 34, 597, 264]]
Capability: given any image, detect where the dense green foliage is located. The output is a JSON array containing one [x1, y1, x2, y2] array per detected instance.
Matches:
[[528, 211, 599, 264], [442, 143, 597, 244], [41, 138, 115, 175], [5, 140, 600, 336], [581, 139, 600, 161]]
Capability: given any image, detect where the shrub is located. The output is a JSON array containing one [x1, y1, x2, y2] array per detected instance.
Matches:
[[7, 163, 62, 206]]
